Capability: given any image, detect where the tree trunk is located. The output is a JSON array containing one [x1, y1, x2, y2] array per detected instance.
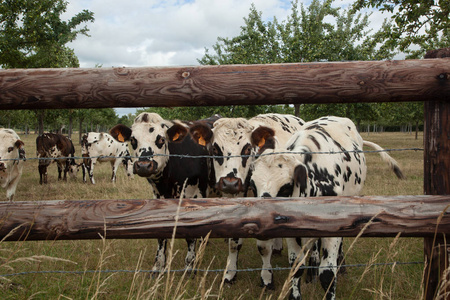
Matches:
[[294, 104, 300, 117]]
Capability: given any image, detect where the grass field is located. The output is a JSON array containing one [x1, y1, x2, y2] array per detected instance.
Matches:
[[0, 131, 427, 299]]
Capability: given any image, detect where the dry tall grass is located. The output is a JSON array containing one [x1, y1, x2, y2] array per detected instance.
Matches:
[[0, 131, 428, 299]]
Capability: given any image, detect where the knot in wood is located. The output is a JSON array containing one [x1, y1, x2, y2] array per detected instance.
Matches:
[[242, 223, 259, 235], [437, 73, 449, 81], [182, 72, 190, 79], [358, 81, 365, 86]]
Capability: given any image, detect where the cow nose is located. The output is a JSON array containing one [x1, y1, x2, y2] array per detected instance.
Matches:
[[219, 177, 242, 194], [133, 160, 158, 177], [0, 162, 5, 171], [261, 192, 271, 198]]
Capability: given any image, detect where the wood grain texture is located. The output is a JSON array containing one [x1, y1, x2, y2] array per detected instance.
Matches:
[[0, 59, 449, 110], [0, 195, 449, 241]]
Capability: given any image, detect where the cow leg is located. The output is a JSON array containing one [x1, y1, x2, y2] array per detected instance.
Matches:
[[63, 160, 70, 181], [306, 239, 321, 283], [286, 237, 317, 300], [224, 238, 243, 284], [185, 238, 196, 273], [319, 237, 341, 300], [38, 164, 47, 184], [111, 160, 121, 182], [57, 161, 63, 181], [273, 238, 283, 256], [6, 174, 21, 201], [257, 239, 274, 290], [152, 238, 167, 273], [89, 159, 96, 184]]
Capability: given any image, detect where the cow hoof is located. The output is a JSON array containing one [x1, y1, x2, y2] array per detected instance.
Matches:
[[223, 275, 237, 285], [260, 278, 275, 290]]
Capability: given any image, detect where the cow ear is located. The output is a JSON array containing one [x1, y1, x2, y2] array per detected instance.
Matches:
[[251, 126, 275, 153], [167, 123, 188, 142], [294, 164, 308, 196], [15, 140, 26, 160], [190, 123, 213, 147], [110, 124, 132, 142]]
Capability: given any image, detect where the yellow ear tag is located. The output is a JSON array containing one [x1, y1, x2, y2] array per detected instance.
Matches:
[[118, 133, 125, 142], [258, 137, 266, 148], [172, 132, 180, 141], [198, 136, 206, 146]]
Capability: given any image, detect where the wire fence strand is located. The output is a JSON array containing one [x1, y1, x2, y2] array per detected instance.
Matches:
[[1, 148, 424, 163], [0, 261, 424, 278]]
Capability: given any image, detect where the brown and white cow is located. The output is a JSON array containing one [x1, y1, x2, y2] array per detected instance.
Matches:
[[0, 129, 25, 201], [36, 133, 79, 184], [190, 113, 305, 287], [81, 132, 134, 184], [250, 116, 405, 300], [110, 112, 220, 273]]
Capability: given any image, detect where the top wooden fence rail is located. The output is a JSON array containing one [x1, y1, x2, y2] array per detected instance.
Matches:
[[0, 59, 449, 110]]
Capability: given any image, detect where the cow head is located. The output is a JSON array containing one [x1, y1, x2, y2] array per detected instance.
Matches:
[[110, 112, 188, 178], [0, 129, 25, 173], [68, 161, 81, 178], [250, 151, 313, 198], [190, 118, 276, 195]]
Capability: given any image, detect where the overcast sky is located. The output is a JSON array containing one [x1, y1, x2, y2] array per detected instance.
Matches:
[[65, 0, 390, 116]]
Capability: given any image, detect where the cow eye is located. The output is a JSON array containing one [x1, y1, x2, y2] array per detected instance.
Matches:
[[155, 135, 165, 148], [242, 144, 251, 156], [213, 145, 219, 156], [8, 147, 14, 153], [276, 183, 294, 197], [130, 137, 138, 150]]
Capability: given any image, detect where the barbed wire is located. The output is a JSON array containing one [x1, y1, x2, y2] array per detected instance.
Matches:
[[0, 261, 424, 278], [0, 147, 424, 163]]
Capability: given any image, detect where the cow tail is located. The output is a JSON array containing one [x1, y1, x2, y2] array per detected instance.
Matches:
[[363, 141, 406, 180]]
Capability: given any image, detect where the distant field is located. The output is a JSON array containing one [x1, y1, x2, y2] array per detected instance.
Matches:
[[0, 131, 426, 299]]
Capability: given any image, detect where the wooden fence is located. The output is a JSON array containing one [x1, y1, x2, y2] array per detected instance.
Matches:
[[0, 57, 449, 299]]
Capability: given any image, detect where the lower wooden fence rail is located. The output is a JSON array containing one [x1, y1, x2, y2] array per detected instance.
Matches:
[[0, 195, 448, 241]]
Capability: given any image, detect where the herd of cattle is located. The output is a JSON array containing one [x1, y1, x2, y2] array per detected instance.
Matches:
[[0, 112, 405, 300]]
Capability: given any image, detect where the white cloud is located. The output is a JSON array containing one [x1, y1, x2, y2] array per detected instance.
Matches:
[[65, 0, 295, 68]]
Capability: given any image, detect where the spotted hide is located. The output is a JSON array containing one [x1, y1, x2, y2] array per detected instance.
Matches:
[[109, 112, 220, 273], [0, 129, 25, 201], [36, 133, 79, 184], [81, 132, 134, 184], [250, 116, 405, 300], [190, 113, 305, 288]]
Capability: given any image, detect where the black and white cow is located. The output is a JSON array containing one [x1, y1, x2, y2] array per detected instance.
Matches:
[[109, 112, 220, 273], [36, 133, 80, 184], [250, 116, 405, 300], [190, 113, 305, 287], [81, 132, 134, 184], [0, 129, 25, 201]]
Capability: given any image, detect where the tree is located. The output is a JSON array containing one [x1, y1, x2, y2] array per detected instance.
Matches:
[[0, 0, 94, 134], [353, 0, 450, 58], [198, 0, 392, 123]]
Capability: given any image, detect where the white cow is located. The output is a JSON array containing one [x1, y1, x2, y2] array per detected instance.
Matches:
[[0, 129, 25, 201], [190, 113, 305, 288], [250, 116, 405, 300], [81, 132, 134, 184]]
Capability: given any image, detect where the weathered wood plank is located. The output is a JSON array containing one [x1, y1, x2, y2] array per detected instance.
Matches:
[[0, 59, 449, 110], [0, 195, 449, 241]]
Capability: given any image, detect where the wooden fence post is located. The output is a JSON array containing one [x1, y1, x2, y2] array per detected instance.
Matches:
[[423, 48, 450, 300]]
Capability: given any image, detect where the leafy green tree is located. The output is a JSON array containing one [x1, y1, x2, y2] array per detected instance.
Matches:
[[198, 0, 391, 124], [0, 0, 94, 134], [353, 0, 450, 58]]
